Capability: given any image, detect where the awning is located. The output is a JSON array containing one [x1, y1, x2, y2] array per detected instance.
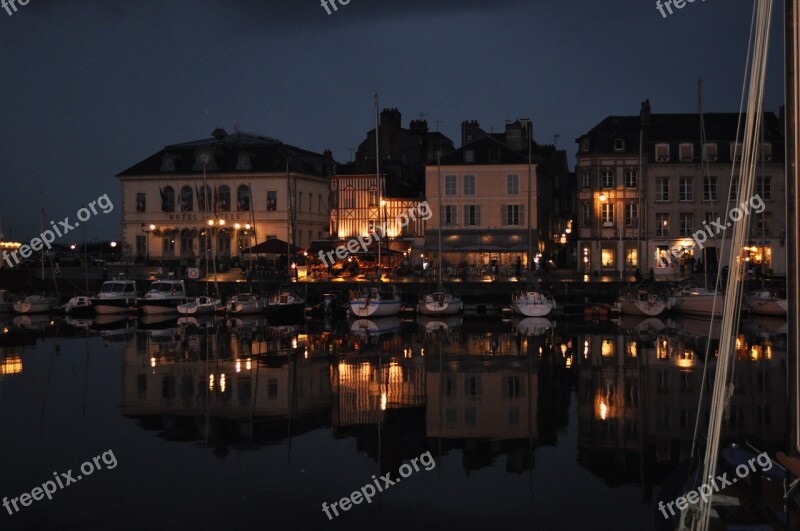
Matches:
[[424, 230, 532, 252]]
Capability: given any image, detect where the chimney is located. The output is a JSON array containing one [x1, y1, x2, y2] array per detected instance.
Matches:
[[409, 119, 428, 133], [506, 119, 531, 152], [640, 99, 651, 127], [461, 120, 481, 147], [380, 108, 402, 131]]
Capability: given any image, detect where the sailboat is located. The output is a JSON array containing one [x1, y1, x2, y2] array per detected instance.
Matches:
[[616, 284, 668, 316], [417, 146, 463, 316], [179, 164, 222, 316], [668, 80, 725, 319], [349, 94, 402, 318]]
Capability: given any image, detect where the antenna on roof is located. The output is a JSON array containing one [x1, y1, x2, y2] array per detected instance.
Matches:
[[553, 134, 560, 148]]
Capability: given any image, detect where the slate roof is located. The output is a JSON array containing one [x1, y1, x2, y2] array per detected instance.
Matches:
[[577, 112, 784, 162], [118, 129, 333, 177]]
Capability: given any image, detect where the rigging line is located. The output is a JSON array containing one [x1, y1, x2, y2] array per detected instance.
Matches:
[[688, 2, 773, 529]]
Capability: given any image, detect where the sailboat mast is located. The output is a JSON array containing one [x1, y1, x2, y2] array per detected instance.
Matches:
[[375, 93, 381, 273], [437, 148, 442, 286], [786, 0, 800, 454]]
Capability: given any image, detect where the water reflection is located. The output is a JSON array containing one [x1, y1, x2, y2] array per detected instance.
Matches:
[[0, 311, 787, 529]]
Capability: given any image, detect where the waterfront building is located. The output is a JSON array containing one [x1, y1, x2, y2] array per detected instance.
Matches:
[[575, 101, 785, 279], [424, 119, 573, 275], [116, 128, 334, 263]]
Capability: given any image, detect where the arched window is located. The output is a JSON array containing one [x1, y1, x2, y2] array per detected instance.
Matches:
[[218, 186, 230, 212], [237, 185, 250, 212], [161, 186, 175, 212], [180, 186, 193, 212]]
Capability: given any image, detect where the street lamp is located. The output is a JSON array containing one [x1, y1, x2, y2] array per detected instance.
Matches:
[[141, 223, 155, 263]]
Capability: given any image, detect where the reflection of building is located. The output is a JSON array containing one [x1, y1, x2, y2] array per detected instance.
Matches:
[[426, 357, 537, 441], [122, 330, 331, 443], [331, 358, 426, 427], [577, 327, 787, 482], [424, 119, 572, 271], [576, 100, 785, 278], [117, 128, 334, 262]]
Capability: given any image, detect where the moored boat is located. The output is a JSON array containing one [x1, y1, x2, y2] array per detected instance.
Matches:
[[265, 287, 305, 321], [64, 296, 93, 316], [745, 289, 787, 316], [416, 290, 463, 316], [349, 284, 402, 318], [137, 280, 187, 315], [177, 295, 221, 316], [13, 295, 55, 314], [226, 293, 266, 315], [668, 287, 724, 317], [90, 279, 138, 315], [615, 286, 668, 317], [511, 290, 555, 317]]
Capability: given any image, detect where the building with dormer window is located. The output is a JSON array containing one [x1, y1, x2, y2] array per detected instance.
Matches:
[[117, 128, 334, 263], [575, 101, 785, 278]]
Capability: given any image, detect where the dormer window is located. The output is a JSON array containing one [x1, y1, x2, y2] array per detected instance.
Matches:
[[581, 139, 590, 152], [614, 138, 625, 151], [655, 144, 670, 162], [464, 149, 475, 163], [236, 152, 253, 171], [703, 143, 718, 162], [679, 143, 693, 162], [194, 151, 217, 171], [160, 154, 177, 173]]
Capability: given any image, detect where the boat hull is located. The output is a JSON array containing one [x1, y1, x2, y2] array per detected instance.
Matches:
[[745, 295, 788, 316], [416, 291, 463, 316], [511, 292, 554, 317], [616, 298, 667, 317], [90, 297, 137, 315], [669, 295, 724, 317], [349, 298, 402, 318]]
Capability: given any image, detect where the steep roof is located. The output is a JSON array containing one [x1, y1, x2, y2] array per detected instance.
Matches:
[[118, 129, 333, 177]]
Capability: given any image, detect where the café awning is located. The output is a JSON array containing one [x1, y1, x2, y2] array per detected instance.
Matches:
[[423, 229, 532, 252]]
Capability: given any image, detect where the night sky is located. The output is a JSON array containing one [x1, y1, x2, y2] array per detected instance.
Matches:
[[0, 0, 786, 242]]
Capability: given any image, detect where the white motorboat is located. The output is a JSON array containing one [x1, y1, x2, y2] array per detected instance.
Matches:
[[668, 287, 724, 317], [417, 290, 463, 316], [137, 280, 187, 315], [177, 295, 221, 315], [349, 284, 402, 318], [511, 290, 555, 317], [226, 293, 266, 315], [616, 287, 668, 317], [745, 289, 788, 316], [90, 279, 138, 314], [13, 295, 54, 314]]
